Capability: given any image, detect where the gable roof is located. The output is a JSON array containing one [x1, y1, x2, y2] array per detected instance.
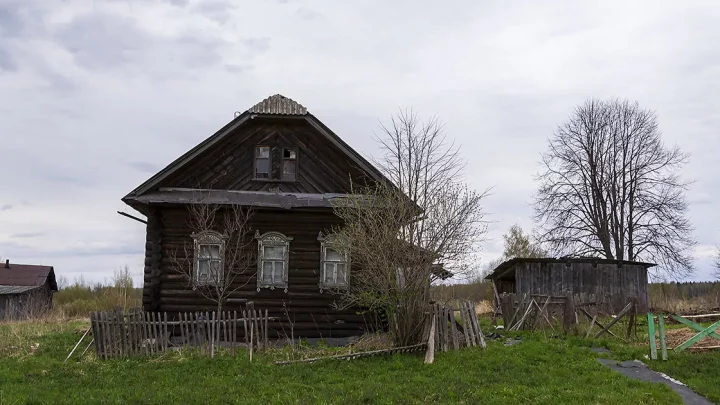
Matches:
[[0, 263, 58, 292], [124, 94, 388, 201]]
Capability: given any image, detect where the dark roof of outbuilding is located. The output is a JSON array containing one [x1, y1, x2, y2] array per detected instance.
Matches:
[[0, 263, 58, 292], [484, 257, 656, 280]]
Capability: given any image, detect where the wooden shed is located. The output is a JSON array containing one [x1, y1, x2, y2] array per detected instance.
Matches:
[[0, 260, 58, 320], [485, 257, 653, 313]]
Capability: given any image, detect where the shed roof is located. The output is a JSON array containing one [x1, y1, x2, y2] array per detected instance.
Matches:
[[0, 263, 58, 292], [484, 257, 657, 280]]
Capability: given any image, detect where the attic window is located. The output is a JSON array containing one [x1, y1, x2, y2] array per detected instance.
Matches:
[[255, 146, 270, 179], [282, 148, 297, 181]]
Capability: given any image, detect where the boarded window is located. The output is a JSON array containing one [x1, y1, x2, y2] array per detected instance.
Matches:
[[282, 148, 297, 181], [255, 231, 293, 290], [318, 233, 350, 289], [255, 146, 270, 179], [192, 231, 225, 286]]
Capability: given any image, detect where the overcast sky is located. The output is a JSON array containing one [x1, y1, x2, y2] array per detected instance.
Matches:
[[1, 0, 718, 285]]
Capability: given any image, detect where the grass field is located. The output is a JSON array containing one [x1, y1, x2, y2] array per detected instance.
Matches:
[[4, 319, 718, 405]]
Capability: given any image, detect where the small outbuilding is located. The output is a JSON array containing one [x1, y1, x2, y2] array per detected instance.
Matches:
[[485, 257, 653, 313], [0, 260, 58, 320]]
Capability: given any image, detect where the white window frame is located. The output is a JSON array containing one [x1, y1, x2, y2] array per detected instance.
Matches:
[[191, 231, 226, 286], [255, 231, 292, 290], [318, 233, 350, 289]]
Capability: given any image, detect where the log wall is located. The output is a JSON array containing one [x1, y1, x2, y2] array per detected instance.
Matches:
[[142, 205, 374, 338], [513, 261, 649, 313]]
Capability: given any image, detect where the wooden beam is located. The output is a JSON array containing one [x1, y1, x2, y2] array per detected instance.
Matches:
[[116, 211, 147, 224], [648, 313, 657, 360], [670, 315, 720, 340], [674, 321, 720, 353], [594, 302, 633, 339]]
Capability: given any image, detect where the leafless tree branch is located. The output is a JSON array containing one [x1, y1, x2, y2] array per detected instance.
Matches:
[[332, 109, 489, 346]]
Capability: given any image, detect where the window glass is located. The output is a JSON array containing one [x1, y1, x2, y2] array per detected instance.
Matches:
[[257, 146, 270, 158], [325, 248, 343, 262], [264, 246, 284, 260]]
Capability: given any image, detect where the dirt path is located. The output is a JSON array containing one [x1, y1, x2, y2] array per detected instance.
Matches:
[[596, 358, 713, 405]]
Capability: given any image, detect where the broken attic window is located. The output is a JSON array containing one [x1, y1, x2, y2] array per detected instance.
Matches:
[[282, 148, 297, 181], [255, 146, 270, 179]]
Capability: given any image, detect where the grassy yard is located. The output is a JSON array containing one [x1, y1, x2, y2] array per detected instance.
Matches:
[[0, 320, 700, 405]]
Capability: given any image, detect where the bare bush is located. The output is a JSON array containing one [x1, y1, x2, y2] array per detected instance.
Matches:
[[535, 99, 694, 279], [332, 110, 488, 346]]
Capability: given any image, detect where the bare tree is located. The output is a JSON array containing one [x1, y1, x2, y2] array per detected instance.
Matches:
[[535, 99, 694, 279], [714, 247, 720, 280], [332, 109, 488, 346], [169, 200, 254, 314]]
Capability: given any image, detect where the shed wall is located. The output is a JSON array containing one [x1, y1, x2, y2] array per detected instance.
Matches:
[[514, 262, 648, 312]]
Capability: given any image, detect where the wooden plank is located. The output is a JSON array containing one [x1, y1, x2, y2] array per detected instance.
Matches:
[[440, 306, 448, 353], [100, 311, 109, 359], [232, 311, 237, 355], [458, 302, 471, 348], [119, 311, 127, 358], [648, 313, 657, 360], [658, 315, 668, 361], [465, 302, 478, 347], [511, 299, 534, 331], [127, 312, 135, 356], [469, 301, 483, 347], [210, 311, 216, 357], [254, 309, 261, 350], [205, 311, 211, 354], [585, 315, 598, 339], [424, 314, 436, 364], [243, 310, 248, 347], [578, 308, 622, 340], [163, 312, 169, 352], [264, 309, 269, 348], [190, 312, 197, 349], [147, 312, 155, 355], [675, 321, 720, 353], [508, 293, 527, 329], [90, 313, 101, 359], [450, 307, 459, 351], [594, 302, 634, 338]]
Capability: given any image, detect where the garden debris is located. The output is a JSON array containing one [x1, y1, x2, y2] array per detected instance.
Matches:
[[665, 328, 720, 351], [504, 337, 522, 346]]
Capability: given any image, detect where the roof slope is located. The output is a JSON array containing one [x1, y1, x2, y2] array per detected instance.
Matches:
[[124, 94, 389, 202], [0, 263, 58, 291], [484, 257, 657, 280]]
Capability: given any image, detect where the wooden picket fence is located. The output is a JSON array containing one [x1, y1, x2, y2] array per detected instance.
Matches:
[[429, 301, 486, 353], [90, 308, 274, 359]]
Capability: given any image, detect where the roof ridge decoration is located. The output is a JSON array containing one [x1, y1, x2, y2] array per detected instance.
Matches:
[[247, 94, 308, 116]]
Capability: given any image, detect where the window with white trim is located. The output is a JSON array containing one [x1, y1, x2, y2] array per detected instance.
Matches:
[[192, 231, 226, 286], [255, 231, 292, 290], [318, 233, 350, 289]]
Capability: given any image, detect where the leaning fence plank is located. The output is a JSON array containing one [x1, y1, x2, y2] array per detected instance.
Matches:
[[146, 312, 154, 356], [434, 304, 441, 350], [439, 306, 448, 352], [90, 313, 100, 359], [658, 315, 668, 360], [469, 301, 482, 344], [594, 302, 634, 338], [231, 311, 236, 355], [206, 311, 211, 354], [458, 303, 470, 347], [118, 311, 127, 358], [465, 302, 478, 347], [254, 309, 261, 350], [424, 312, 436, 364], [648, 313, 658, 360], [450, 307, 459, 351]]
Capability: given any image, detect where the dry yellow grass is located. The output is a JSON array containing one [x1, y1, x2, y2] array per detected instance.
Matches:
[[475, 300, 493, 315], [0, 317, 89, 358]]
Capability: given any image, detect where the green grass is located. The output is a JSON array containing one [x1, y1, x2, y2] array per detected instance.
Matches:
[[0, 321, 685, 405]]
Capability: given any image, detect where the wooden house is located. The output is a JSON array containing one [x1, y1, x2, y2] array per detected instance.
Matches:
[[485, 257, 653, 313], [122, 94, 399, 338], [0, 260, 58, 320]]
